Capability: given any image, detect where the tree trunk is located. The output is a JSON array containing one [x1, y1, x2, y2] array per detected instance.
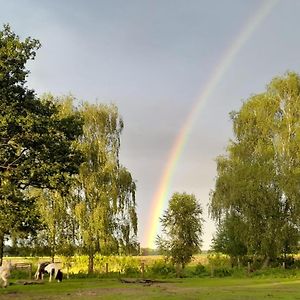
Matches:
[[0, 233, 4, 266], [175, 264, 180, 277], [262, 256, 270, 269], [88, 252, 94, 274], [50, 235, 55, 263]]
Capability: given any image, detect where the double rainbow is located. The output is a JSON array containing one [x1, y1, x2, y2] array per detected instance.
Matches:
[[145, 0, 279, 248]]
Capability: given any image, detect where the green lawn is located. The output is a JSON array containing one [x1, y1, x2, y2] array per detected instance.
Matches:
[[1, 277, 300, 299]]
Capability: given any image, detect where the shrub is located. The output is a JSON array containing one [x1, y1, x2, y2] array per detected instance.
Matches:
[[249, 267, 299, 278], [192, 263, 209, 277], [213, 267, 233, 277], [293, 259, 300, 269], [124, 266, 140, 276], [149, 260, 176, 277], [207, 253, 231, 268], [273, 256, 295, 269], [10, 269, 30, 280], [118, 256, 140, 274]]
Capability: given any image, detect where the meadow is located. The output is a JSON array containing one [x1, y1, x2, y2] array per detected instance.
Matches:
[[1, 277, 300, 299], [1, 255, 300, 299]]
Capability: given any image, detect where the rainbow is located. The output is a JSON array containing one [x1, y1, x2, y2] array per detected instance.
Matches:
[[145, 0, 279, 248]]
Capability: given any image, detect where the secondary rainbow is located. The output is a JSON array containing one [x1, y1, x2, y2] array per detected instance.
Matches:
[[145, 0, 279, 248]]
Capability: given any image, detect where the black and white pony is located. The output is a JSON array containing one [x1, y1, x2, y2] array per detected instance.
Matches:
[[0, 260, 12, 288], [34, 262, 63, 282]]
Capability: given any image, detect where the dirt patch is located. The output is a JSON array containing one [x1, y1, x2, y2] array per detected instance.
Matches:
[[75, 287, 143, 296], [14, 280, 45, 285], [119, 278, 179, 285], [0, 279, 184, 300]]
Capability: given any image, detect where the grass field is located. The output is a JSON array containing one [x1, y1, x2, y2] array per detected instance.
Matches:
[[1, 277, 300, 299]]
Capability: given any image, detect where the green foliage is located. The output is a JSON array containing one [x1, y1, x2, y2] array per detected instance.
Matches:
[[123, 265, 140, 276], [248, 267, 299, 279], [213, 268, 233, 277], [192, 263, 209, 277], [65, 255, 141, 277], [72, 102, 138, 272], [10, 269, 30, 280], [118, 256, 140, 274], [211, 214, 247, 258], [0, 25, 83, 263], [156, 192, 203, 273], [206, 254, 236, 277], [207, 253, 231, 269], [12, 96, 139, 266], [148, 259, 176, 277], [210, 72, 300, 261]]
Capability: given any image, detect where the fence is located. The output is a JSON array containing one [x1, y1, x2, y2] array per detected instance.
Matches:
[[14, 263, 32, 279]]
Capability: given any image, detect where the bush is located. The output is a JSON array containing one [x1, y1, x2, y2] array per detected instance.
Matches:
[[273, 256, 295, 269], [10, 269, 30, 280], [192, 263, 209, 277], [212, 267, 233, 277], [207, 253, 231, 268], [124, 266, 140, 276], [293, 259, 300, 269], [118, 256, 140, 274], [149, 260, 176, 277], [249, 267, 299, 278]]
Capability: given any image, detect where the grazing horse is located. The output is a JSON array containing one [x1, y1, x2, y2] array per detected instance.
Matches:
[[35, 262, 63, 282], [0, 261, 12, 288]]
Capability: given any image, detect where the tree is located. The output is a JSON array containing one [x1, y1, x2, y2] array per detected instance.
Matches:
[[210, 72, 300, 265], [211, 213, 247, 265], [0, 25, 83, 263], [29, 188, 75, 261], [156, 192, 203, 274], [73, 102, 137, 273], [27, 95, 83, 261]]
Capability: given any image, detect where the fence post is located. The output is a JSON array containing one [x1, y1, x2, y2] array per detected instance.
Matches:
[[247, 262, 251, 274], [29, 263, 32, 279], [66, 263, 70, 279], [210, 265, 214, 277], [141, 262, 145, 278], [105, 263, 109, 274]]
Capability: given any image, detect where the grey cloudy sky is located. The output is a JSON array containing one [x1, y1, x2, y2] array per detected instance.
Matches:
[[1, 0, 300, 249]]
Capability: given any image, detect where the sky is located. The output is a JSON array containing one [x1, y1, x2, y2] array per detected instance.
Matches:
[[1, 0, 300, 249]]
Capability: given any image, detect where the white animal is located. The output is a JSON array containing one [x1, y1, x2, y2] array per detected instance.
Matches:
[[35, 262, 63, 282], [0, 261, 12, 288]]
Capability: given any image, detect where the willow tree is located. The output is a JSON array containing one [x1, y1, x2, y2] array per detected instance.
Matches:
[[210, 72, 300, 265], [74, 103, 137, 273]]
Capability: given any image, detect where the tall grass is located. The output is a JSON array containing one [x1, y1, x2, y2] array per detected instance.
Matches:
[[5, 253, 300, 280]]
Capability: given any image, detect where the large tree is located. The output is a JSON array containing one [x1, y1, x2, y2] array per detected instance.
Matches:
[[73, 102, 137, 273], [0, 25, 83, 263], [210, 72, 300, 265], [156, 192, 203, 274], [27, 95, 83, 261]]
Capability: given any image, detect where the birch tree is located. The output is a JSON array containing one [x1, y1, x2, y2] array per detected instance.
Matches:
[[210, 72, 300, 264], [74, 103, 137, 273]]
